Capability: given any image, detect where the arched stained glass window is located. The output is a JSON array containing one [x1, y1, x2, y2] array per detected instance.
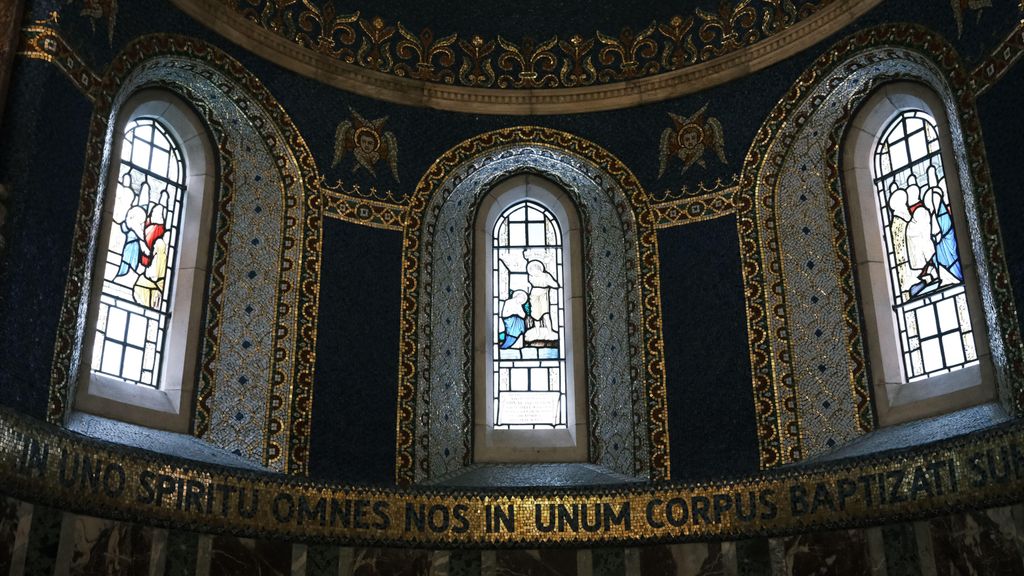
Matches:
[[491, 200, 567, 429], [90, 118, 186, 387], [873, 110, 977, 381]]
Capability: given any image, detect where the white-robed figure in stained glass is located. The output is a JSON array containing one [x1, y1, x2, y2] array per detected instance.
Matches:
[[873, 110, 977, 381], [492, 200, 567, 429], [90, 118, 186, 388]]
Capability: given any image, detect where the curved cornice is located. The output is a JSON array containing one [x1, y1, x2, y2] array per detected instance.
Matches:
[[2, 406, 1023, 545], [170, 0, 880, 115]]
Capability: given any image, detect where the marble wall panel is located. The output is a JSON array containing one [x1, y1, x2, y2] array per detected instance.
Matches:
[[447, 549, 481, 576], [494, 549, 577, 576], [779, 529, 870, 576], [23, 505, 61, 576], [881, 523, 921, 576], [164, 530, 200, 576], [929, 507, 1024, 576], [350, 548, 430, 576], [208, 535, 291, 576], [639, 543, 736, 576], [60, 515, 153, 576], [306, 544, 340, 576], [0, 497, 19, 575], [734, 538, 770, 576], [590, 548, 624, 576]]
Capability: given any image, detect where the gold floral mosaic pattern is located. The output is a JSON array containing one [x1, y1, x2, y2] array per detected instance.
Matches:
[[220, 0, 832, 90]]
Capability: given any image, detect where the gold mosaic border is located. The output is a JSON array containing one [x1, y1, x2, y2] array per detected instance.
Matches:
[[651, 187, 737, 228], [971, 20, 1024, 97], [18, 24, 101, 101], [322, 187, 406, 231], [395, 127, 670, 485], [169, 0, 880, 115], [2, 406, 1023, 546]]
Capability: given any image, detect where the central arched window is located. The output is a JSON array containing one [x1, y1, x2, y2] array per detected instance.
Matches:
[[491, 200, 567, 429], [473, 175, 587, 462]]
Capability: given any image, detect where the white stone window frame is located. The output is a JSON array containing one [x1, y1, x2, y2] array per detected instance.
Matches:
[[473, 175, 588, 462], [74, 89, 216, 433], [844, 82, 996, 427]]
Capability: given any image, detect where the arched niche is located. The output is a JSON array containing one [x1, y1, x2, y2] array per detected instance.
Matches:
[[396, 128, 669, 485]]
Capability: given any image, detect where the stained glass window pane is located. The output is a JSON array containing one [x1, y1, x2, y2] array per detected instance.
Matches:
[[873, 110, 977, 381], [492, 200, 567, 429], [90, 118, 186, 388]]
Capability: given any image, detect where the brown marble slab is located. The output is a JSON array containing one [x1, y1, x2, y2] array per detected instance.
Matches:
[[930, 508, 1024, 576], [351, 547, 431, 576], [495, 549, 578, 576], [65, 515, 152, 576], [209, 535, 290, 576], [781, 529, 870, 576]]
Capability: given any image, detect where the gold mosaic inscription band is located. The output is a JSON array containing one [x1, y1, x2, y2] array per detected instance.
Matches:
[[2, 407, 1023, 546]]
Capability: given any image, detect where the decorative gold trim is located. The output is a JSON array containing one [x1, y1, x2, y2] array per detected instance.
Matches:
[[652, 187, 737, 228], [322, 187, 406, 231], [2, 406, 1023, 546], [168, 0, 881, 115], [18, 25, 101, 101], [971, 21, 1024, 97]]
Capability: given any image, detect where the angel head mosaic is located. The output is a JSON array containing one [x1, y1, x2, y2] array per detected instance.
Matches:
[[91, 118, 184, 387], [658, 103, 727, 177], [873, 110, 976, 381], [332, 108, 400, 182], [492, 201, 567, 429]]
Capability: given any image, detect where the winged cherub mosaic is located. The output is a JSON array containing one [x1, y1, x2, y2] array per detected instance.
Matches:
[[332, 108, 400, 182], [658, 103, 727, 178]]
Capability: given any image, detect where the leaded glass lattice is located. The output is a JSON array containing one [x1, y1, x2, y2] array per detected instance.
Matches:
[[90, 118, 186, 387], [492, 201, 567, 429], [873, 110, 976, 381]]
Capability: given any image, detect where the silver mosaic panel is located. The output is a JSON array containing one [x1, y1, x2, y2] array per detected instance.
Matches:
[[414, 146, 647, 481], [762, 49, 1004, 458], [114, 58, 305, 469]]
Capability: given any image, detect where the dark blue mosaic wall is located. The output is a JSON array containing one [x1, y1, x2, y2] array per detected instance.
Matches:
[[0, 59, 92, 419], [310, 218, 402, 485], [658, 215, 759, 481]]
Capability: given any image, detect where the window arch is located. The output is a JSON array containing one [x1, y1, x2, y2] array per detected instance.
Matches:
[[473, 175, 587, 463], [844, 82, 995, 426], [74, 89, 216, 433]]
